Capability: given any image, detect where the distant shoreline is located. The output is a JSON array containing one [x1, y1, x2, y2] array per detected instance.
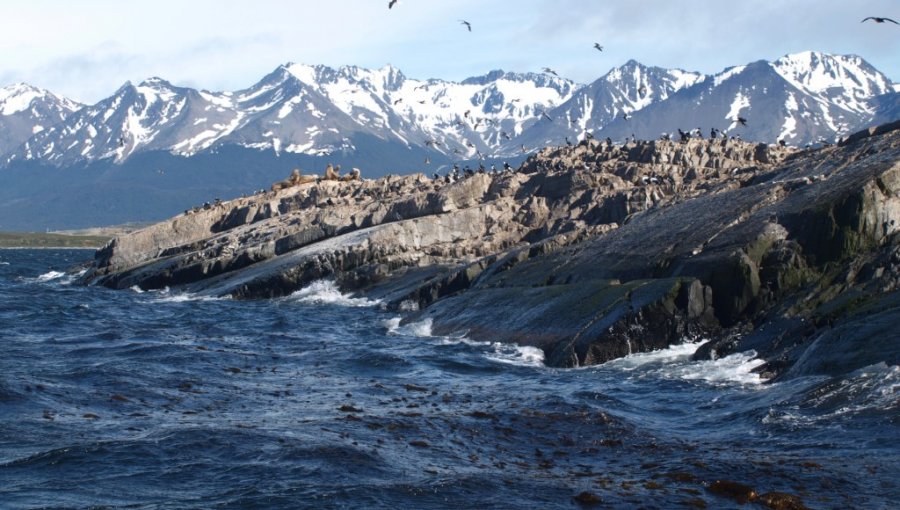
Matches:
[[0, 232, 111, 249], [0, 246, 100, 250]]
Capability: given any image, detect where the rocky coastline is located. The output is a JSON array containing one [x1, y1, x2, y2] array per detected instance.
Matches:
[[80, 121, 900, 379]]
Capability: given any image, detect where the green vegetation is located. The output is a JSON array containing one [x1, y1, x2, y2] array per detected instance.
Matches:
[[0, 232, 110, 248]]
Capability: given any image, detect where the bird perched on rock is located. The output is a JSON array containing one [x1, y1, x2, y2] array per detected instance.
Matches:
[[542, 67, 559, 77], [736, 116, 748, 127], [593, 43, 603, 51], [460, 20, 472, 31], [861, 16, 899, 24], [565, 136, 573, 147]]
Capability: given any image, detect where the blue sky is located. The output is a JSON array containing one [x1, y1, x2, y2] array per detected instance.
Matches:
[[1, 0, 897, 103]]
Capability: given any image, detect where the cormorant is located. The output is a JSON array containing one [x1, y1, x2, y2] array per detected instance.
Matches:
[[736, 116, 747, 127], [460, 20, 472, 31], [388, 0, 397, 9], [622, 112, 630, 120], [565, 136, 573, 147], [594, 43, 603, 51]]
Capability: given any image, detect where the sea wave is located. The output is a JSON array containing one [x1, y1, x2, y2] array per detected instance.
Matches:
[[386, 317, 545, 367], [150, 287, 228, 303], [764, 363, 900, 426], [599, 342, 765, 386], [287, 280, 381, 308]]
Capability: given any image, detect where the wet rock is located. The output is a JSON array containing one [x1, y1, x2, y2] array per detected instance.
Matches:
[[707, 480, 757, 504], [572, 491, 602, 505], [757, 492, 810, 510]]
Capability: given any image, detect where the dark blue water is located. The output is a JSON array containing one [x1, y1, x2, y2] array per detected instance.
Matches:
[[1, 250, 897, 509]]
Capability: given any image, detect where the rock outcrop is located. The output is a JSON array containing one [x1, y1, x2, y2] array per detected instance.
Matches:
[[81, 124, 900, 376]]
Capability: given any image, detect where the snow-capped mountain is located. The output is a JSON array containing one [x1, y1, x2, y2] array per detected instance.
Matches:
[[5, 64, 577, 167], [2, 51, 897, 171], [0, 83, 82, 157], [513, 60, 705, 150], [593, 51, 894, 145]]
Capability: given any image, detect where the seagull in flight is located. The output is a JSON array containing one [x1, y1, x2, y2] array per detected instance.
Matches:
[[861, 16, 899, 24], [388, 0, 397, 9], [460, 20, 472, 31], [542, 67, 559, 77], [594, 43, 603, 51]]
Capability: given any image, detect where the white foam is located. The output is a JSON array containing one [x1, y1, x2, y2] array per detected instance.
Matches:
[[130, 285, 145, 293], [151, 287, 228, 303], [387, 317, 545, 368], [387, 317, 434, 337], [485, 343, 545, 367], [36, 270, 66, 282], [287, 280, 380, 308], [599, 342, 765, 386]]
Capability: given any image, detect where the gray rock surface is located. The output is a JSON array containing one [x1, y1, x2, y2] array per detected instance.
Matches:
[[81, 122, 900, 376]]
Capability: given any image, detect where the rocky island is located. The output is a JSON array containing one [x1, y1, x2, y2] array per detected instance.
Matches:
[[80, 122, 900, 380]]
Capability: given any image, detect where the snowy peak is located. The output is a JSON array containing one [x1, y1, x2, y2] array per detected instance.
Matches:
[[0, 83, 83, 157], [0, 82, 81, 117], [772, 51, 892, 95]]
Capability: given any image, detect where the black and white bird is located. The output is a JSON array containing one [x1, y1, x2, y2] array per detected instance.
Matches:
[[460, 20, 472, 31], [736, 116, 748, 127], [542, 67, 559, 77], [861, 16, 899, 24], [593, 43, 603, 51], [622, 112, 630, 121]]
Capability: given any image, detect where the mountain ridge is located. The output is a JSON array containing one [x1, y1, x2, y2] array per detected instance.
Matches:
[[4, 50, 896, 171]]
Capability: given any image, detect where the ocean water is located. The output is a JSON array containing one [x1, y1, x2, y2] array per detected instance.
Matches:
[[0, 249, 897, 509]]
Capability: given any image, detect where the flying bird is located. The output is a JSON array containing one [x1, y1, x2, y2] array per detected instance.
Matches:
[[622, 112, 630, 121], [500, 131, 511, 140], [861, 16, 899, 24], [460, 20, 472, 31], [388, 0, 397, 9], [736, 116, 748, 126], [542, 67, 559, 77], [393, 98, 403, 105], [539, 110, 553, 121], [594, 43, 603, 51]]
